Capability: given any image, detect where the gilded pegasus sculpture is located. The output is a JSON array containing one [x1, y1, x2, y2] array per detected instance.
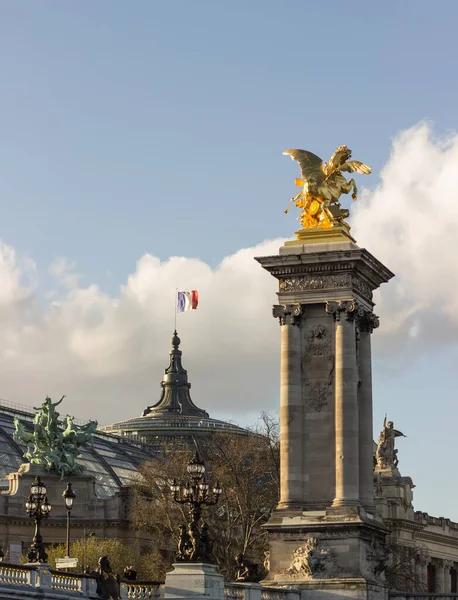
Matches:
[[283, 145, 371, 230]]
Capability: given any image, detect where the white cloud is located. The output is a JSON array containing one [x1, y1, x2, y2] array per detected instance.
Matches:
[[0, 239, 283, 424], [351, 122, 458, 359], [0, 122, 457, 426]]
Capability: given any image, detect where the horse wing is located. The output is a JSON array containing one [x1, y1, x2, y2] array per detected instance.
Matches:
[[340, 160, 371, 175], [283, 149, 324, 182]]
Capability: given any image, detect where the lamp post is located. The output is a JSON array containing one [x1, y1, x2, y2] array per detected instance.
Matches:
[[62, 482, 76, 559], [170, 451, 222, 562], [25, 476, 51, 563]]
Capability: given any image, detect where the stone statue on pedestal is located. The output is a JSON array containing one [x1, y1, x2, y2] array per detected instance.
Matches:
[[376, 417, 406, 472]]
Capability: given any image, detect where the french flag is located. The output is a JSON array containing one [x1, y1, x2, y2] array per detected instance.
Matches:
[[177, 290, 199, 313]]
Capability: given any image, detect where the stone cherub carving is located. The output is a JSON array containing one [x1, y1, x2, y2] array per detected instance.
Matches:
[[287, 538, 336, 579], [283, 145, 371, 230], [13, 396, 97, 478], [376, 416, 406, 471]]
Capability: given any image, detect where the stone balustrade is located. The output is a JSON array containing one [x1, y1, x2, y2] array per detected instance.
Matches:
[[120, 580, 164, 599], [0, 562, 164, 599], [224, 582, 300, 600], [391, 596, 458, 600]]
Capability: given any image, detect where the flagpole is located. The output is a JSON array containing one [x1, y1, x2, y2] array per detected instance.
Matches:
[[174, 286, 178, 331]]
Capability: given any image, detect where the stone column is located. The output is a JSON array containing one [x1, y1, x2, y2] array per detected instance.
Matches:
[[444, 560, 453, 593], [327, 301, 360, 507], [357, 311, 379, 512], [415, 560, 422, 591], [436, 561, 445, 592], [273, 304, 302, 509]]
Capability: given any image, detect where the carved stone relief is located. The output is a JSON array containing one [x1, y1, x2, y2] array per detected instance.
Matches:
[[277, 273, 373, 301], [279, 273, 351, 292], [286, 538, 336, 579], [305, 382, 330, 413], [364, 539, 392, 582], [303, 324, 334, 412], [352, 276, 373, 301], [305, 324, 332, 361]]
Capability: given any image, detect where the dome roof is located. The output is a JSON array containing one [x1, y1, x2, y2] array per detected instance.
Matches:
[[101, 331, 249, 440]]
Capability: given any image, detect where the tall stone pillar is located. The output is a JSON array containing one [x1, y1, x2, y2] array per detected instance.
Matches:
[[358, 311, 379, 511], [273, 304, 302, 509], [326, 301, 359, 507], [256, 229, 393, 600]]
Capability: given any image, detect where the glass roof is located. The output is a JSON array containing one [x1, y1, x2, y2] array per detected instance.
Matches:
[[0, 405, 157, 498]]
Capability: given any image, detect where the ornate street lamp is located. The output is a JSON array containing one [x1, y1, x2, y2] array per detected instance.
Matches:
[[25, 476, 51, 563], [170, 451, 222, 562], [62, 482, 76, 558]]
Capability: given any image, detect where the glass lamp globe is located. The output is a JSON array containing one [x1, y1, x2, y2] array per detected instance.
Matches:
[[187, 452, 206, 477], [62, 482, 76, 510]]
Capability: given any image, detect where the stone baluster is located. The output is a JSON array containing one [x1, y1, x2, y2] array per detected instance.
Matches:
[[326, 301, 360, 507], [357, 310, 379, 512], [273, 304, 302, 509]]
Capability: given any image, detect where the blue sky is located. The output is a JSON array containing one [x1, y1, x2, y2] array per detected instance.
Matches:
[[1, 1, 458, 517], [1, 1, 457, 286]]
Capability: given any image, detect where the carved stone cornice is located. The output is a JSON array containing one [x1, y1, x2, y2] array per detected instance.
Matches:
[[272, 304, 302, 326], [256, 248, 395, 304], [325, 300, 356, 322]]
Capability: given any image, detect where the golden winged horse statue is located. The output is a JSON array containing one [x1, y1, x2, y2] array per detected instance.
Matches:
[[283, 145, 371, 230]]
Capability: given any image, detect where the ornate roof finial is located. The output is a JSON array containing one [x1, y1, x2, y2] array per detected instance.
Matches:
[[142, 332, 209, 419]]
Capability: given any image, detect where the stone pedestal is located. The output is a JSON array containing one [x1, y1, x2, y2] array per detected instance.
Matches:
[[255, 229, 394, 600], [165, 563, 224, 600]]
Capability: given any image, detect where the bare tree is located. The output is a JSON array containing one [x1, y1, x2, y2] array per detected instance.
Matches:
[[131, 414, 279, 580]]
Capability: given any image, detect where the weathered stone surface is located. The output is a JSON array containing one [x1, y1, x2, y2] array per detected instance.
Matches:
[[256, 237, 393, 600], [165, 562, 224, 599]]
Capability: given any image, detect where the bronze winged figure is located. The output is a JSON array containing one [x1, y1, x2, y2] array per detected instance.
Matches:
[[283, 145, 371, 230]]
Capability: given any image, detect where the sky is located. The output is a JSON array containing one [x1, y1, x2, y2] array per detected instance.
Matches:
[[1, 1, 458, 517]]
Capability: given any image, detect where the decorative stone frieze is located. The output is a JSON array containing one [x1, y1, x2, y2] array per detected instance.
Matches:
[[272, 304, 301, 326], [278, 273, 374, 302]]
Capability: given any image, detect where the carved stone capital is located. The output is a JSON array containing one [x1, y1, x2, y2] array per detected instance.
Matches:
[[444, 559, 454, 570], [325, 300, 356, 322], [356, 310, 380, 333], [272, 304, 301, 326]]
